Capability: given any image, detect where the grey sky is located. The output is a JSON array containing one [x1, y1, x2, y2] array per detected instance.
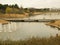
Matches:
[[0, 0, 60, 8]]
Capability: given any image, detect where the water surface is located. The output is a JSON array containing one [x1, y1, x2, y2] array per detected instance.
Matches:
[[0, 14, 60, 40], [0, 22, 59, 40]]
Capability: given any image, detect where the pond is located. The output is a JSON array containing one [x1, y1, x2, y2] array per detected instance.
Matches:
[[0, 13, 60, 40], [0, 22, 59, 40]]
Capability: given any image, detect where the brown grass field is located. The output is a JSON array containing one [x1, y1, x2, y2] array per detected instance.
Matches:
[[0, 35, 60, 45]]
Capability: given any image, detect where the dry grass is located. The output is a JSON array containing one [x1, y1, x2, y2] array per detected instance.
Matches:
[[0, 14, 28, 18], [0, 12, 59, 18], [46, 20, 60, 28], [0, 36, 60, 45], [0, 19, 9, 24]]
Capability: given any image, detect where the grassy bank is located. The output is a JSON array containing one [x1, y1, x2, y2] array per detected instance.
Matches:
[[0, 12, 60, 18], [0, 19, 9, 24], [46, 20, 60, 30], [0, 35, 60, 45], [0, 14, 28, 18]]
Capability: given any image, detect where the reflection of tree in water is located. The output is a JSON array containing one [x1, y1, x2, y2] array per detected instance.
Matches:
[[0, 22, 17, 32], [2, 23, 10, 32]]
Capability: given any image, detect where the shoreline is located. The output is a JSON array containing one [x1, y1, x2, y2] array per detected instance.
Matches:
[[0, 12, 60, 18], [0, 19, 9, 24], [46, 20, 60, 30]]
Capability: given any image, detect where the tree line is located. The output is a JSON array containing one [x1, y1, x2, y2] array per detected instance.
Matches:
[[0, 4, 59, 14], [0, 4, 24, 14]]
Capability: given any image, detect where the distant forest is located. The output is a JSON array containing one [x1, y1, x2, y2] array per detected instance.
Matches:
[[0, 4, 59, 14]]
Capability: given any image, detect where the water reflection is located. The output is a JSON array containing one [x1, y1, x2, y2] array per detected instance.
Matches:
[[0, 22, 17, 32], [0, 22, 59, 40], [0, 13, 60, 40]]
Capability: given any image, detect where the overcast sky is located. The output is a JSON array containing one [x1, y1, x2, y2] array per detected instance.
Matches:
[[0, 0, 60, 8]]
